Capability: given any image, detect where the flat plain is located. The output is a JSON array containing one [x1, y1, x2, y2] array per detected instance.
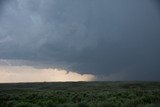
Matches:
[[0, 82, 160, 107]]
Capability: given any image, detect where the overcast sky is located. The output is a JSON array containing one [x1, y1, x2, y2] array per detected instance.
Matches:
[[0, 0, 160, 82]]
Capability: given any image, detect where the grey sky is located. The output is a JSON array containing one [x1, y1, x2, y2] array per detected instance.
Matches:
[[0, 0, 160, 81]]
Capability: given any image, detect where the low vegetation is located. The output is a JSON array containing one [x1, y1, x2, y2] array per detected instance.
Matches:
[[0, 82, 160, 107]]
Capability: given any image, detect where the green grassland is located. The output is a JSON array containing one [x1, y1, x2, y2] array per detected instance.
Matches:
[[0, 82, 160, 107]]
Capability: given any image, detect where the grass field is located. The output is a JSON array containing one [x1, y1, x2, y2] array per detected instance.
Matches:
[[0, 82, 160, 107]]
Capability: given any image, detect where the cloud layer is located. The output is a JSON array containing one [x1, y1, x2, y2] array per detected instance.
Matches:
[[0, 0, 160, 81], [0, 65, 95, 83]]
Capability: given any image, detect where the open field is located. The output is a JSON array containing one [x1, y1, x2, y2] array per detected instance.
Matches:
[[0, 82, 160, 107]]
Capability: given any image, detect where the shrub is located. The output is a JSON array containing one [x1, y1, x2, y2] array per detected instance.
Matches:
[[14, 102, 40, 107], [77, 102, 89, 107]]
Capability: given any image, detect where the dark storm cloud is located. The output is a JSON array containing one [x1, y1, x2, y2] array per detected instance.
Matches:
[[0, 0, 6, 6], [0, 0, 160, 80], [0, 0, 8, 13]]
